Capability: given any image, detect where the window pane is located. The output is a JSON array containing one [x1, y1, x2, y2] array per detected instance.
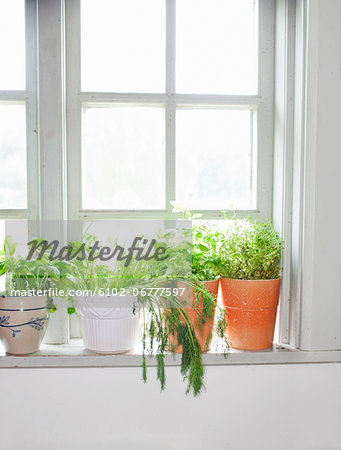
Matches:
[[176, 0, 258, 95], [0, 104, 27, 208], [81, 0, 165, 93], [82, 106, 165, 209], [176, 109, 253, 210], [0, 0, 25, 90]]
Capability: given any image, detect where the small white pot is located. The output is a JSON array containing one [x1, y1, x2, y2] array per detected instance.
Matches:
[[75, 295, 141, 354], [0, 296, 48, 355], [44, 297, 70, 344]]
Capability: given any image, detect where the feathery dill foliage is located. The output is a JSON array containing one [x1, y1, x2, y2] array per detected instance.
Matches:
[[140, 281, 206, 396], [177, 323, 204, 396], [219, 218, 284, 280], [167, 307, 205, 396], [66, 231, 214, 396], [140, 275, 229, 396]]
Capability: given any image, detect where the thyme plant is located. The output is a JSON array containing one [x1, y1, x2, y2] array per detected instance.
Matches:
[[219, 218, 284, 280]]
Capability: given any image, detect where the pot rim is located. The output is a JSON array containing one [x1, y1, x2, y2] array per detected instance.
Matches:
[[220, 277, 281, 282], [0, 306, 47, 311], [0, 295, 48, 311]]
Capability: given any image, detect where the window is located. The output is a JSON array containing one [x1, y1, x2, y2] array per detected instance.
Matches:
[[1, 0, 340, 361], [0, 0, 276, 346], [66, 0, 274, 220]]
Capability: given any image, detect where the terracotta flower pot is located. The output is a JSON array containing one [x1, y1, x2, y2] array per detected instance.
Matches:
[[169, 279, 219, 353], [0, 296, 48, 355], [220, 278, 281, 350]]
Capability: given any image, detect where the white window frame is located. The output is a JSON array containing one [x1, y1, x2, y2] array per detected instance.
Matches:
[[65, 0, 275, 222], [0, 0, 70, 344], [0, 0, 279, 346], [4, 0, 339, 360]]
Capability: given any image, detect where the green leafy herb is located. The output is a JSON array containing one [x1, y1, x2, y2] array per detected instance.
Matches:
[[219, 218, 284, 280]]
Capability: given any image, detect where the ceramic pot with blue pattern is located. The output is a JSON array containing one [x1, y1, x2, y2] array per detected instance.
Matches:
[[0, 296, 48, 355]]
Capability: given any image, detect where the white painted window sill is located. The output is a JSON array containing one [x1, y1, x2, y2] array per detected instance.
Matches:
[[0, 339, 340, 368]]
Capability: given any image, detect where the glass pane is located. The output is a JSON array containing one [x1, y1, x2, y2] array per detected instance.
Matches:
[[81, 0, 165, 93], [82, 106, 165, 209], [176, 109, 253, 210], [0, 0, 25, 90], [0, 104, 27, 208], [176, 0, 258, 95]]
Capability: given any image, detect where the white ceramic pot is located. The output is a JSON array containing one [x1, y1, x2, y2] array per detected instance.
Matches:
[[44, 297, 70, 344], [0, 296, 48, 355], [75, 295, 141, 354]]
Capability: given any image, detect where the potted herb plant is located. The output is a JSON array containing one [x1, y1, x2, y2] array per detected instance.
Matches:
[[168, 203, 228, 353], [63, 233, 165, 358], [66, 230, 228, 396], [64, 234, 143, 354], [0, 238, 50, 355], [168, 223, 227, 353], [219, 218, 284, 350]]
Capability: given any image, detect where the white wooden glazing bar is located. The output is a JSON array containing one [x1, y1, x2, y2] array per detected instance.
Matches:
[[0, 210, 28, 219], [256, 0, 275, 220], [37, 0, 66, 223], [65, 0, 83, 337], [80, 92, 260, 106], [0, 91, 27, 101], [79, 209, 265, 221], [37, 0, 69, 343], [165, 0, 176, 209], [273, 0, 296, 346], [25, 0, 40, 226], [65, 0, 82, 227], [291, 0, 306, 349]]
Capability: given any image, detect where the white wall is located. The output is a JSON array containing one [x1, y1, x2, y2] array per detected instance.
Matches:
[[0, 364, 340, 450]]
